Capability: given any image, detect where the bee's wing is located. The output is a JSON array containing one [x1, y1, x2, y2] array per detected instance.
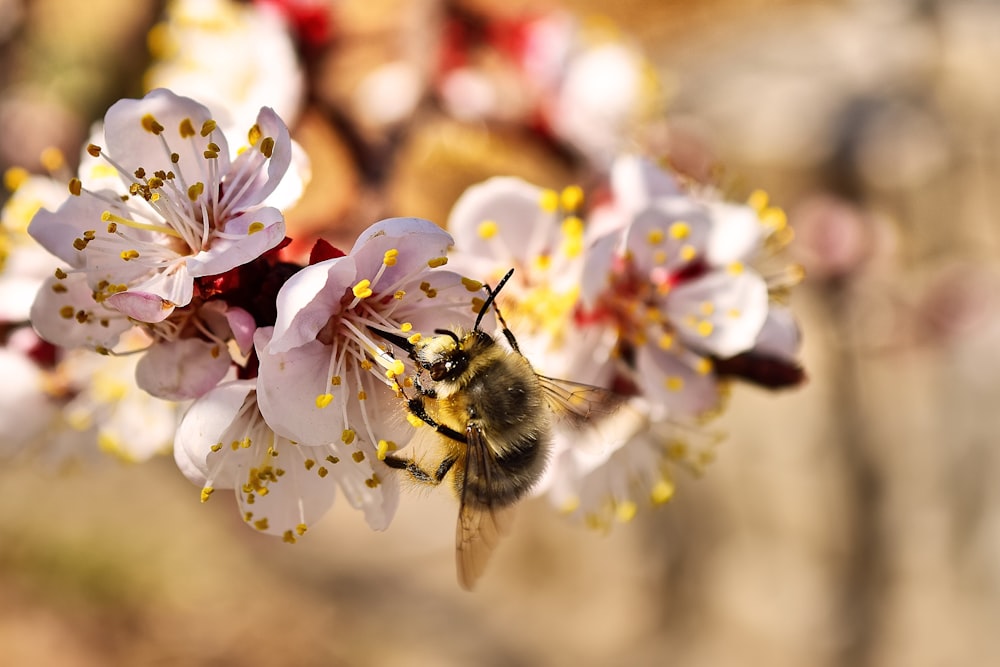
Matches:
[[455, 424, 514, 591], [536, 374, 624, 428]]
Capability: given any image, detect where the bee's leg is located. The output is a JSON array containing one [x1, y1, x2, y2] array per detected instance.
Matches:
[[406, 395, 467, 443], [383, 453, 458, 486]]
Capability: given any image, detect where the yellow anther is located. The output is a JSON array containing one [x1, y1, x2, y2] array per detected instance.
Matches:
[[406, 413, 425, 428], [141, 114, 164, 135], [352, 279, 373, 299], [253, 518, 269, 531], [119, 249, 140, 261], [699, 301, 715, 316], [647, 228, 665, 245], [559, 496, 581, 514], [560, 184, 584, 211], [248, 123, 262, 145], [561, 215, 584, 238], [315, 393, 334, 408], [695, 357, 713, 375], [357, 390, 367, 401], [651, 479, 675, 505], [87, 144, 102, 157], [200, 487, 214, 503], [4, 166, 30, 191], [696, 320, 714, 337], [201, 120, 217, 137], [407, 332, 422, 344], [386, 359, 405, 379], [187, 182, 204, 201], [534, 254, 552, 271], [341, 429, 355, 444], [665, 376, 684, 392], [394, 290, 406, 300], [539, 188, 559, 212], [40, 147, 65, 172], [669, 221, 690, 239], [352, 450, 365, 463], [760, 206, 787, 231], [330, 375, 342, 386], [282, 530, 297, 544], [728, 261, 744, 275], [68, 178, 82, 196], [325, 455, 339, 464], [680, 244, 697, 262], [360, 359, 373, 371], [247, 221, 265, 235], [461, 277, 483, 292], [657, 333, 674, 350], [400, 322, 412, 332], [615, 500, 638, 523], [728, 308, 741, 319], [477, 220, 498, 239], [317, 467, 329, 478], [296, 523, 308, 536], [747, 189, 769, 213], [427, 256, 448, 268], [376, 440, 390, 460], [383, 248, 399, 266], [179, 118, 196, 138]]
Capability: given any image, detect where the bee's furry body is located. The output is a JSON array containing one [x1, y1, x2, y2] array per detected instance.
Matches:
[[414, 329, 551, 507], [371, 268, 613, 589]]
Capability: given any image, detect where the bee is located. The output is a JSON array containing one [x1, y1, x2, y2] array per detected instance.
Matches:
[[371, 268, 617, 590]]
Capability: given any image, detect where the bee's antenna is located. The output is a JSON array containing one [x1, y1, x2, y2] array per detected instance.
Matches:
[[474, 268, 515, 331], [475, 268, 521, 355]]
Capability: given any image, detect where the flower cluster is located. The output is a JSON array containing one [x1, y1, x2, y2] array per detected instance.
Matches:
[[2, 0, 806, 574], [447, 155, 804, 528]]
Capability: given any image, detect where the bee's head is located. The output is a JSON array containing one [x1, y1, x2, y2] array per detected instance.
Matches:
[[415, 329, 493, 381]]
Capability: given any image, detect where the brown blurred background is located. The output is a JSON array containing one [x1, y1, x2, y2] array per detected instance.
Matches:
[[2, 0, 999, 665]]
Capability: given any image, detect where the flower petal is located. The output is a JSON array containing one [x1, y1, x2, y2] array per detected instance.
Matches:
[[186, 206, 286, 277], [666, 269, 769, 358], [135, 337, 232, 400], [103, 89, 231, 191], [220, 106, 294, 211], [268, 255, 357, 354], [30, 274, 131, 350]]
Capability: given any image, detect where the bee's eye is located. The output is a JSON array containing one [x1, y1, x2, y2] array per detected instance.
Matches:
[[426, 355, 466, 381]]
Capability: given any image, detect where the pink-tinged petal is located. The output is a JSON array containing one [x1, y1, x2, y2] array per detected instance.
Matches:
[[579, 230, 620, 308], [136, 338, 232, 400], [268, 256, 357, 354], [666, 269, 769, 358], [225, 306, 257, 356], [221, 107, 293, 211], [27, 190, 119, 267], [103, 89, 232, 189], [106, 291, 173, 323], [255, 334, 350, 444], [350, 217, 454, 280], [187, 207, 286, 277], [705, 202, 765, 266], [30, 274, 131, 350], [234, 441, 339, 538], [446, 177, 554, 264], [623, 200, 711, 275], [263, 139, 310, 211], [328, 446, 400, 531], [609, 155, 681, 211], [388, 270, 482, 335], [752, 306, 802, 361], [174, 380, 257, 484], [635, 345, 722, 418]]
